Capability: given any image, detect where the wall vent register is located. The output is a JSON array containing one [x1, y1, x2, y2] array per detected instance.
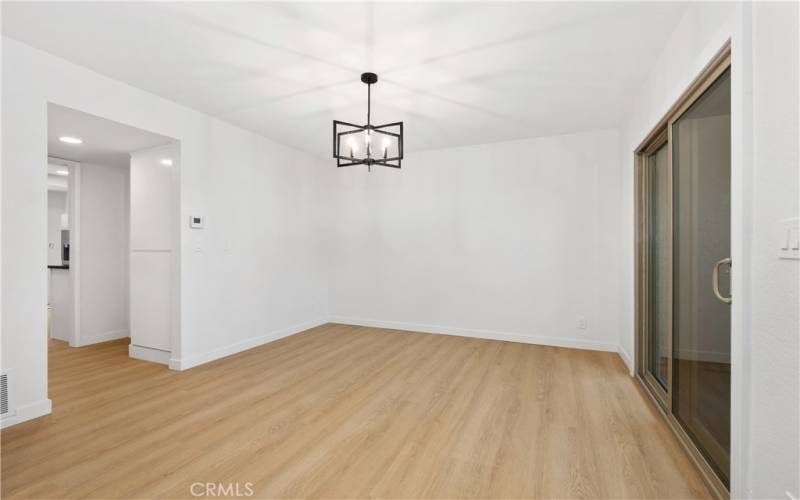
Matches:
[[0, 371, 11, 416]]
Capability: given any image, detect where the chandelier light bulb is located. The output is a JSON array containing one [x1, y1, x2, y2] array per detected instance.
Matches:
[[382, 137, 391, 159], [347, 137, 358, 158]]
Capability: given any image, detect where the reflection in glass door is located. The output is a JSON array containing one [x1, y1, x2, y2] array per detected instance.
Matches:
[[672, 68, 731, 486]]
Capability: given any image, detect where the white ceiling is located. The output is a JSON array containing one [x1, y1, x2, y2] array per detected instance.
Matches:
[[48, 103, 174, 167], [6, 2, 688, 157]]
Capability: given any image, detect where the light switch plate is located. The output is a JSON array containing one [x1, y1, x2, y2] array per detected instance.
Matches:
[[189, 215, 204, 229], [779, 218, 799, 260]]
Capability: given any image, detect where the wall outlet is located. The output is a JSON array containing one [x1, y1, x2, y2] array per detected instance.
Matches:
[[577, 317, 587, 330]]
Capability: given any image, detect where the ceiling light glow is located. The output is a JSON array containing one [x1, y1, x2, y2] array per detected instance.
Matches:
[[160, 158, 173, 166], [59, 136, 83, 144]]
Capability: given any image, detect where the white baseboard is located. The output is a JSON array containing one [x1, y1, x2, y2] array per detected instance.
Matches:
[[330, 316, 618, 353], [78, 329, 129, 347], [169, 318, 328, 371], [0, 399, 52, 429], [162, 315, 621, 372], [129, 344, 170, 365], [617, 346, 635, 376]]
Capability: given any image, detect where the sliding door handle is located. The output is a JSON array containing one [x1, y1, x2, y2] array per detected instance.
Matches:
[[712, 257, 732, 304]]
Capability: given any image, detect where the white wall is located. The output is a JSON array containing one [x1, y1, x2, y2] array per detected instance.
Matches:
[[744, 2, 799, 497], [330, 129, 621, 352], [176, 118, 331, 369], [1, 37, 331, 426], [78, 162, 129, 346]]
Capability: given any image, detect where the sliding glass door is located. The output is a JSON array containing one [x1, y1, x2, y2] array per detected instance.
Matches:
[[672, 68, 731, 485], [636, 49, 731, 497], [642, 139, 670, 403]]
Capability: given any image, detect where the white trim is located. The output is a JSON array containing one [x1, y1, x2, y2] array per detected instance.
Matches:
[[617, 345, 634, 376], [77, 329, 129, 347], [169, 318, 328, 371], [68, 161, 81, 348], [129, 344, 170, 365], [729, 5, 751, 497], [128, 142, 176, 157], [330, 316, 619, 353], [0, 399, 52, 429], [47, 157, 80, 169], [169, 144, 182, 364]]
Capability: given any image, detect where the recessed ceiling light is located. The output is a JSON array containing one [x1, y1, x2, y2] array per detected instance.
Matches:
[[59, 136, 83, 144], [55, 169, 69, 176], [160, 158, 173, 166]]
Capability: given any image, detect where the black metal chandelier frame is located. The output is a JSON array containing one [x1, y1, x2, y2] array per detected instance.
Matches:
[[333, 72, 403, 170]]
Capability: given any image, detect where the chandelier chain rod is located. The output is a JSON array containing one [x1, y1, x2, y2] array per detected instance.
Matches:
[[367, 82, 371, 163]]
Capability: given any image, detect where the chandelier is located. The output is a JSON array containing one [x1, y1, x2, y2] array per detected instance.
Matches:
[[333, 72, 403, 171]]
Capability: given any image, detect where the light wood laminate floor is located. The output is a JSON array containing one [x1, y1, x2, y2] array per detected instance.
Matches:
[[1, 324, 710, 499]]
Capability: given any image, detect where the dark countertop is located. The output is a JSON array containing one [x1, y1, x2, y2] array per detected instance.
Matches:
[[48, 265, 70, 270]]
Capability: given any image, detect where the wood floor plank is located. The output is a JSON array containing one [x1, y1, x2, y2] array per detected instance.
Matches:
[[1, 324, 710, 499]]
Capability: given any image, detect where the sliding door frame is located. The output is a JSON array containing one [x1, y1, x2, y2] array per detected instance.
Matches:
[[636, 130, 671, 411], [634, 41, 731, 500]]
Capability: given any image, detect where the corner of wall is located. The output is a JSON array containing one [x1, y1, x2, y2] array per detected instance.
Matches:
[[617, 345, 635, 376], [170, 317, 330, 371], [0, 398, 52, 429]]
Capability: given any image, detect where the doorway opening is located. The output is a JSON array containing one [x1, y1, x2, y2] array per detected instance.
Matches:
[[46, 103, 180, 374]]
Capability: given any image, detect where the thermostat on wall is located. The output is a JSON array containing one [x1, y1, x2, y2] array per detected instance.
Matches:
[[189, 215, 204, 229]]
